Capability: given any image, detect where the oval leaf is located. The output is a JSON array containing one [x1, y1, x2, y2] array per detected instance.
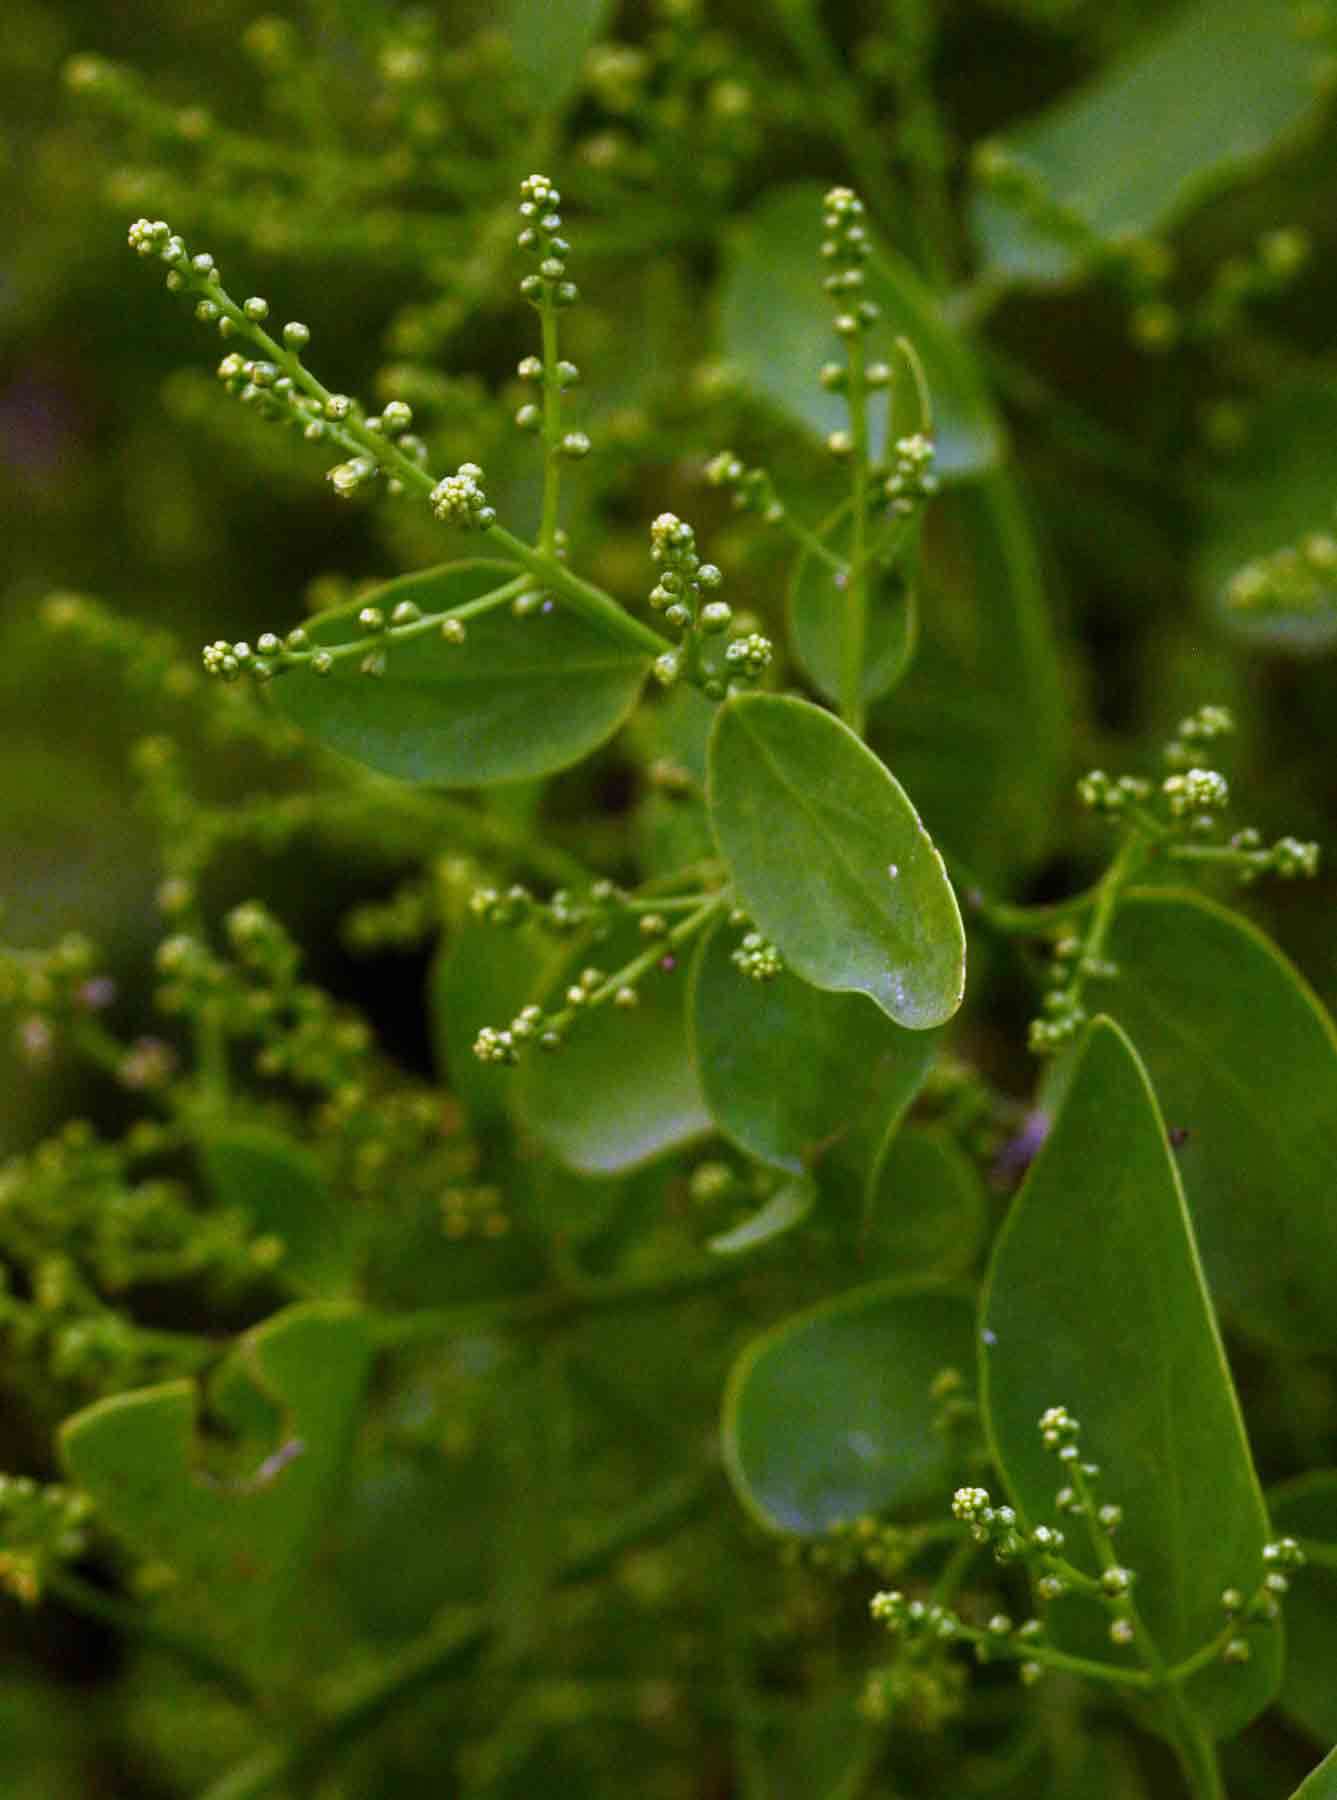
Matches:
[[506, 0, 612, 110], [1097, 889, 1337, 1352], [60, 1303, 372, 1671], [723, 1281, 976, 1535], [707, 1176, 816, 1257], [982, 1017, 1278, 1739], [864, 1124, 988, 1279], [789, 538, 917, 708], [430, 918, 552, 1133], [720, 183, 1002, 479], [707, 693, 965, 1030], [689, 917, 938, 1175], [870, 474, 1066, 885], [272, 562, 649, 786], [514, 918, 711, 1175], [971, 0, 1325, 286], [200, 1125, 346, 1290]]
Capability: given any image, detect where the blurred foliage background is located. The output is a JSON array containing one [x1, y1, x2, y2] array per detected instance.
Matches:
[[5, 0, 1337, 1793]]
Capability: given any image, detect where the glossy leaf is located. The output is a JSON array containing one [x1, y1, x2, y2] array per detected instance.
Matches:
[[739, 1685, 880, 1800], [506, 0, 612, 109], [864, 1124, 988, 1279], [707, 1175, 815, 1257], [514, 917, 711, 1174], [1196, 379, 1337, 654], [689, 916, 938, 1175], [1098, 890, 1337, 1352], [707, 693, 965, 1030], [723, 1281, 976, 1534], [870, 474, 1066, 885], [1294, 1748, 1337, 1800], [789, 536, 917, 707], [720, 183, 1002, 479], [430, 918, 552, 1133], [272, 561, 649, 786], [971, 0, 1325, 286], [1268, 1472, 1337, 1746], [200, 1125, 346, 1289], [61, 1303, 372, 1670], [982, 1018, 1278, 1738]]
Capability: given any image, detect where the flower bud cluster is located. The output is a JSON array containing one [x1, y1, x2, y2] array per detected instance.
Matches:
[[0, 1477, 94, 1606], [1227, 527, 1337, 617], [1075, 770, 1153, 816], [820, 187, 879, 337], [730, 932, 782, 982], [1163, 704, 1235, 767], [884, 433, 939, 513], [1, 931, 118, 1079], [704, 451, 785, 525], [429, 462, 496, 530], [787, 1514, 918, 1582], [516, 174, 579, 310]]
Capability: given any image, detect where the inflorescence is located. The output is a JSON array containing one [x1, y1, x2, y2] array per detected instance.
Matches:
[[1029, 705, 1320, 1054], [870, 1406, 1305, 1696]]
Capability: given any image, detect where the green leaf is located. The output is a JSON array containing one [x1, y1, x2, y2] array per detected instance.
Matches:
[[200, 1125, 346, 1290], [689, 917, 938, 1175], [971, 0, 1325, 286], [737, 1684, 881, 1800], [1268, 1472, 1337, 1746], [789, 535, 917, 708], [707, 693, 965, 1030], [505, 0, 612, 110], [723, 1281, 976, 1535], [272, 562, 649, 786], [720, 183, 1002, 479], [514, 917, 711, 1174], [1097, 890, 1337, 1352], [870, 474, 1067, 885], [981, 1017, 1278, 1739], [864, 1124, 988, 1279], [430, 918, 552, 1133], [1293, 1747, 1337, 1800], [707, 1176, 815, 1257], [1196, 378, 1337, 654], [60, 1303, 372, 1672]]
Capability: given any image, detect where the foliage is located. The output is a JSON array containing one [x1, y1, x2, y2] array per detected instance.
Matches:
[[5, 1, 1337, 1795]]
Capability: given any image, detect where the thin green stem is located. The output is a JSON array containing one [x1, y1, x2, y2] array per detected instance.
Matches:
[[1166, 1699, 1225, 1800], [954, 872, 1103, 938], [273, 572, 532, 674], [539, 298, 563, 554], [538, 892, 726, 1042], [372, 1243, 759, 1352], [771, 0, 907, 245], [841, 331, 871, 738], [484, 522, 671, 657], [44, 1567, 262, 1710], [783, 510, 848, 573], [199, 1469, 713, 1800]]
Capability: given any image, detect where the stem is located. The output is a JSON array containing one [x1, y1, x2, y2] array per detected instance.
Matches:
[[1167, 1699, 1225, 1800], [44, 1567, 262, 1710], [538, 296, 563, 554], [275, 572, 532, 674], [841, 331, 870, 738], [372, 1249, 761, 1352], [200, 1470, 713, 1800], [771, 0, 907, 246], [484, 522, 670, 657]]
